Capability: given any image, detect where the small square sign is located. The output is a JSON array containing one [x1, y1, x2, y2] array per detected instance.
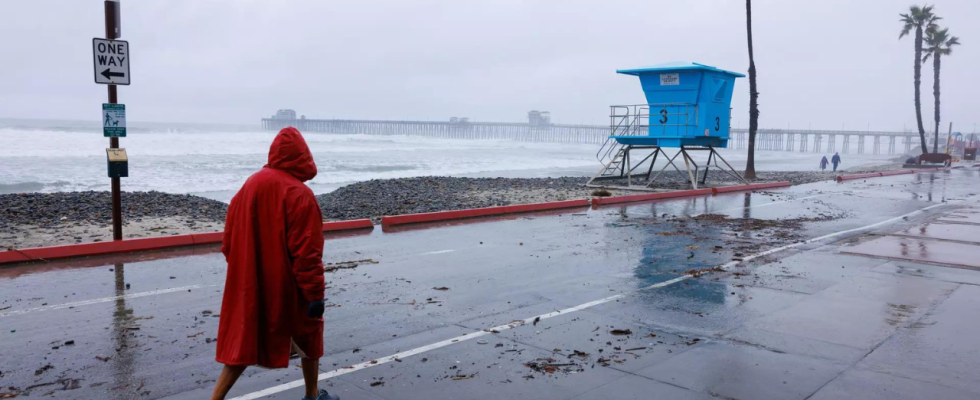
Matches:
[[103, 103, 126, 137]]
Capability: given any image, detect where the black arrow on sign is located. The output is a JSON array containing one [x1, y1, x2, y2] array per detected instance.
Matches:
[[101, 68, 125, 80]]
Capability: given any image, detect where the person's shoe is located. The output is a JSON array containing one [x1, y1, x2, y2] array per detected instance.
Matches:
[[302, 389, 339, 400]]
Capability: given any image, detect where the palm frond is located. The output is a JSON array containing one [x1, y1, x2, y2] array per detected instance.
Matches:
[[900, 5, 942, 38], [925, 27, 947, 46], [899, 14, 914, 39], [899, 26, 913, 39], [944, 36, 961, 55]]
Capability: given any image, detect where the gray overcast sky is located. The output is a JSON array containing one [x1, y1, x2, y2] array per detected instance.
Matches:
[[1, 0, 977, 131]]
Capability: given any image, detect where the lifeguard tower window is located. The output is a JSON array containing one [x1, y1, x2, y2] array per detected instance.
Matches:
[[711, 78, 727, 103]]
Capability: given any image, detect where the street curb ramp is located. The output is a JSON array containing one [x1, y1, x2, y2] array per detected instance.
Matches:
[[380, 199, 591, 227], [711, 181, 792, 194], [836, 169, 934, 182], [879, 170, 916, 177], [836, 172, 883, 182], [591, 182, 793, 207], [591, 188, 714, 206]]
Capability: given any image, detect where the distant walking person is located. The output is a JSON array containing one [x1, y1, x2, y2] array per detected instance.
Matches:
[[820, 156, 829, 171], [831, 152, 842, 171], [210, 127, 339, 400]]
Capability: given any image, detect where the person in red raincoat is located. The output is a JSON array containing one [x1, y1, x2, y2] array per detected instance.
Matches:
[[210, 127, 338, 400]]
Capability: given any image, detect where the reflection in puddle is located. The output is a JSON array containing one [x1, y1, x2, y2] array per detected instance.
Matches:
[[111, 263, 137, 394]]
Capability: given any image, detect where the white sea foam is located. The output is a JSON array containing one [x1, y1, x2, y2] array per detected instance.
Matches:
[[0, 119, 899, 202]]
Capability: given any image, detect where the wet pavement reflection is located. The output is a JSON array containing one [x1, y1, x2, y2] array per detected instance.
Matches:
[[2, 170, 980, 399], [111, 263, 137, 396]]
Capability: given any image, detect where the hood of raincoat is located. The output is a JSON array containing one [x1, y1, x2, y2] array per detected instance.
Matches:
[[267, 127, 317, 182]]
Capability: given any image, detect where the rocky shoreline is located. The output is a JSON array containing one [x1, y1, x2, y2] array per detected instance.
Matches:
[[316, 170, 840, 222], [0, 168, 872, 249], [0, 191, 228, 249]]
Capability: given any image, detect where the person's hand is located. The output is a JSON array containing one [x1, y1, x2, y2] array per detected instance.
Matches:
[[307, 299, 325, 318]]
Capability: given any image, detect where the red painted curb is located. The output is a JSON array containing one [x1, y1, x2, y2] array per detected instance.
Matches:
[[879, 170, 915, 177], [0, 235, 196, 265], [380, 199, 591, 227], [1, 219, 376, 265], [591, 188, 714, 206], [711, 181, 792, 194], [190, 232, 223, 244], [323, 219, 374, 232], [0, 245, 223, 279], [836, 172, 883, 182]]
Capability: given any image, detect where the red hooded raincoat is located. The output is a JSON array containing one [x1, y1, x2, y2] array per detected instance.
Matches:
[[216, 127, 325, 368]]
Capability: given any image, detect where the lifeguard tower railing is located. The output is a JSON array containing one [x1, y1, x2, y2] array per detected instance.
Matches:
[[596, 103, 698, 165]]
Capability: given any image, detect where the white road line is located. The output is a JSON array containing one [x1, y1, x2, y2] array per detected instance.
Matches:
[[713, 201, 956, 270], [419, 249, 455, 255], [231, 200, 960, 400], [0, 284, 214, 318], [233, 277, 689, 400]]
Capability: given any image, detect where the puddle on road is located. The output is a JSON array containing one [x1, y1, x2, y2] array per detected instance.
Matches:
[[614, 202, 847, 309]]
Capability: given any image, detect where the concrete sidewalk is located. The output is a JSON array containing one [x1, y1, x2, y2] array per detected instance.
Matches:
[[1, 170, 979, 400]]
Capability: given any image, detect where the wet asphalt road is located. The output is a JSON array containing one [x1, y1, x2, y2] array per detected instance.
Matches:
[[2, 170, 980, 399]]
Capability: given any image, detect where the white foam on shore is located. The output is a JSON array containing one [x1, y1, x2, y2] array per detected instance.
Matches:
[[0, 121, 899, 202]]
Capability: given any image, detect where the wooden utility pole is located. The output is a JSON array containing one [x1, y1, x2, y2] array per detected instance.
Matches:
[[104, 0, 122, 240]]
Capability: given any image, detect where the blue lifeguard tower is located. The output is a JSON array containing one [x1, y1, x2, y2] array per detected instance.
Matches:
[[588, 62, 747, 190]]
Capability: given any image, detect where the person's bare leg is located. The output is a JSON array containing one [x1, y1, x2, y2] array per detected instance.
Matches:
[[210, 364, 247, 400], [302, 357, 320, 399]]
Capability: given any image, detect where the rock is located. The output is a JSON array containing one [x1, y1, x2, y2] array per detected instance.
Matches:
[[0, 191, 228, 229], [315, 173, 838, 223]]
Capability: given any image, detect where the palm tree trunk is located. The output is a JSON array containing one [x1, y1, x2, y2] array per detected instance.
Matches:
[[744, 0, 759, 180], [933, 53, 941, 153], [914, 26, 927, 154]]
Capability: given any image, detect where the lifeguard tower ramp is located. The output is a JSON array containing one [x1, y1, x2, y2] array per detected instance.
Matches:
[[587, 62, 746, 190]]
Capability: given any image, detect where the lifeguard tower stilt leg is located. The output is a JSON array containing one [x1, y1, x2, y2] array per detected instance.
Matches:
[[586, 62, 747, 191], [666, 146, 746, 189], [587, 144, 687, 190]]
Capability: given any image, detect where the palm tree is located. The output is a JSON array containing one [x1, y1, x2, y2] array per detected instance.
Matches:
[[923, 27, 960, 153], [899, 5, 940, 154], [744, 0, 759, 180]]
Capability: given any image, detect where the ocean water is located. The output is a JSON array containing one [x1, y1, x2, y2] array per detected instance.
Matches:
[[0, 119, 898, 203]]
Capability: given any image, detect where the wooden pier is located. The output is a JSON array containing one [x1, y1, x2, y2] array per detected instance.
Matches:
[[262, 117, 924, 155]]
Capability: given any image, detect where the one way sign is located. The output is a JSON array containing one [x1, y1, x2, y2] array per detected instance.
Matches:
[[92, 38, 130, 85]]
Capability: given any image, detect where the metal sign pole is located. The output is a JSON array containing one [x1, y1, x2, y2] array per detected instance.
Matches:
[[105, 0, 122, 241], [945, 122, 953, 155]]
